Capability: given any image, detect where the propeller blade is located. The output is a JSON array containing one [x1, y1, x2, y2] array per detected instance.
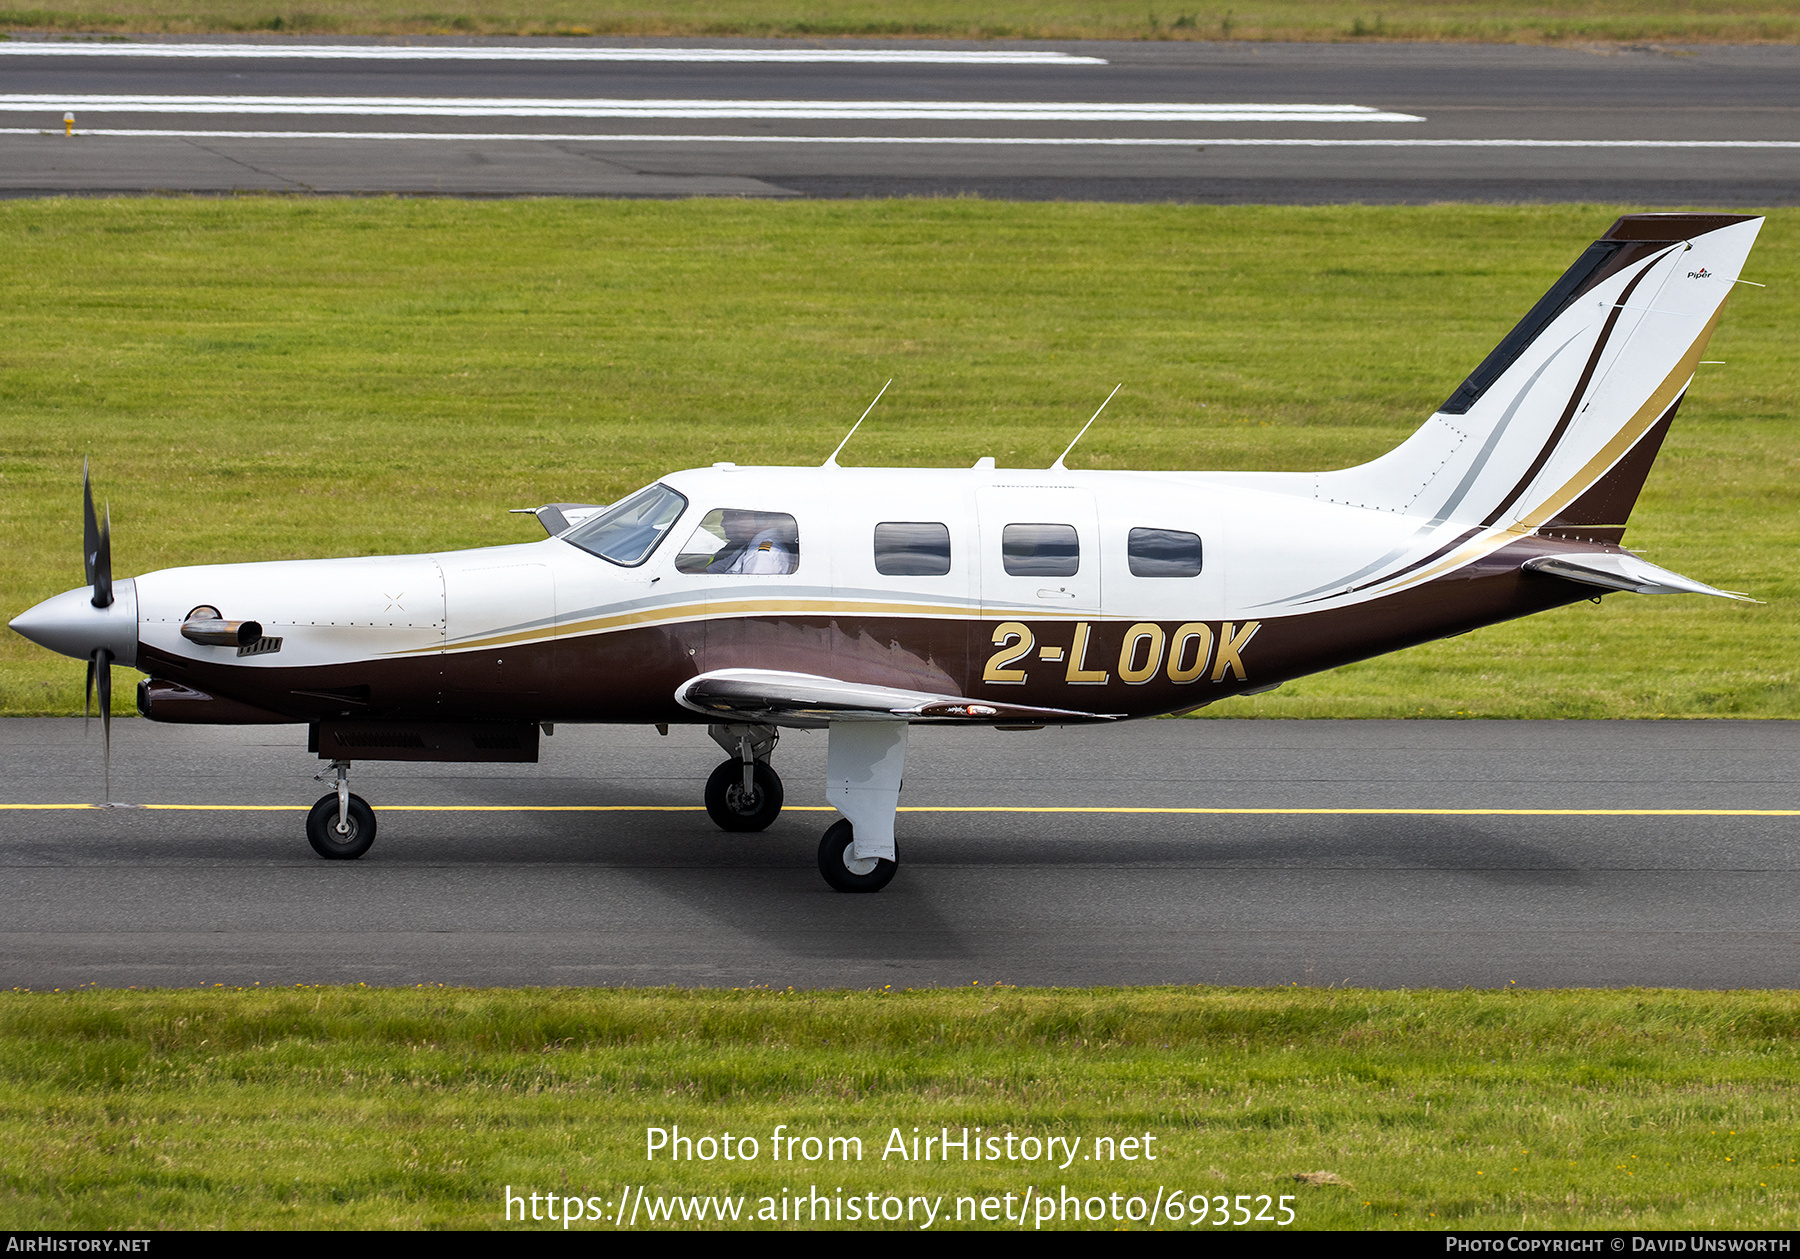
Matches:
[[97, 648, 112, 803], [78, 464, 117, 798], [91, 504, 113, 610], [82, 458, 99, 588]]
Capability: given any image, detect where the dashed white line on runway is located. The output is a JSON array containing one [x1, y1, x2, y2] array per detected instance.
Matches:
[[0, 96, 1427, 122], [0, 42, 1110, 65], [11, 128, 1799, 148]]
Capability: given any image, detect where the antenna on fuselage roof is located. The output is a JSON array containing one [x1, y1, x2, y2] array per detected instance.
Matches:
[[823, 379, 892, 468], [1050, 382, 1123, 472]]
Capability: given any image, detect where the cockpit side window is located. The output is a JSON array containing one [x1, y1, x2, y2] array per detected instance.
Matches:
[[675, 509, 800, 575], [562, 483, 688, 567], [1128, 527, 1203, 577]]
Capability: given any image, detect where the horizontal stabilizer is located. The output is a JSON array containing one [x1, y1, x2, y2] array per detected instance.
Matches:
[[1524, 552, 1757, 601], [676, 668, 1119, 728]]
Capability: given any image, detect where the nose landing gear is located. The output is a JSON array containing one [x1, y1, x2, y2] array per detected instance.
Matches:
[[306, 758, 376, 859]]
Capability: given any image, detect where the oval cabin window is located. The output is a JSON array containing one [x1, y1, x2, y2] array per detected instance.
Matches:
[[873, 522, 952, 576], [1127, 527, 1203, 578], [1001, 523, 1079, 578]]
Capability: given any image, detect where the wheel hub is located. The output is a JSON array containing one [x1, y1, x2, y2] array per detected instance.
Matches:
[[725, 783, 760, 813]]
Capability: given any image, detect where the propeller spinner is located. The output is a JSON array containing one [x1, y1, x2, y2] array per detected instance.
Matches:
[[9, 462, 138, 801]]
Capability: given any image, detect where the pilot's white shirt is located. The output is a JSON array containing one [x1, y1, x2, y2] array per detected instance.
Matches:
[[726, 528, 794, 574]]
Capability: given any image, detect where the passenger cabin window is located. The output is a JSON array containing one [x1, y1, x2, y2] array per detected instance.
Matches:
[[873, 522, 951, 576], [675, 509, 800, 575], [1001, 523, 1079, 577], [563, 483, 688, 567], [1128, 527, 1204, 578]]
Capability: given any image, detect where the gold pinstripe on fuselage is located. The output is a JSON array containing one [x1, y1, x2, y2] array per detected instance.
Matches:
[[408, 595, 1099, 658]]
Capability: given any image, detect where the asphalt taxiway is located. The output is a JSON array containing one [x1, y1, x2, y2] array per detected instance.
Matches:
[[0, 37, 1795, 200], [2, 716, 1796, 990]]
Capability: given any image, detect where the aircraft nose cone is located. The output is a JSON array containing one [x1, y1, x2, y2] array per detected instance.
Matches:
[[9, 580, 138, 667]]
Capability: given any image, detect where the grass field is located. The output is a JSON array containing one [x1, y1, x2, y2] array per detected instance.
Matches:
[[2, 986, 1797, 1229], [0, 198, 1794, 720], [4, 1, 1800, 43]]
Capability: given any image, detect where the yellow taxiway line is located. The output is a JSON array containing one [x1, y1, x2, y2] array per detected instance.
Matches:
[[1, 804, 1797, 817]]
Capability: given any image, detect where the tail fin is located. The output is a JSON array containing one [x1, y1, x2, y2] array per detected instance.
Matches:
[[1316, 213, 1762, 544]]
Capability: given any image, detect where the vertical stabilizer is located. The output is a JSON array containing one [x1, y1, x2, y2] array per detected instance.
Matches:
[[1315, 213, 1762, 544]]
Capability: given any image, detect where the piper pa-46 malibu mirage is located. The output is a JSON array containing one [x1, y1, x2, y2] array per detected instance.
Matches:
[[11, 213, 1765, 892]]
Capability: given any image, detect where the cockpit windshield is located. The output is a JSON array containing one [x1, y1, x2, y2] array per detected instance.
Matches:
[[562, 483, 688, 567]]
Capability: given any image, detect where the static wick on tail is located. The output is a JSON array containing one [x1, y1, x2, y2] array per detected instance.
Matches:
[[1051, 383, 1124, 471], [823, 379, 892, 468]]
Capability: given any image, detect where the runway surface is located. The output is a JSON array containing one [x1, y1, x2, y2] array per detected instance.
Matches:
[[3, 716, 1797, 990], [0, 36, 1795, 201]]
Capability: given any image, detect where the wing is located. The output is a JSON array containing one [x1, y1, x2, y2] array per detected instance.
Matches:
[[675, 668, 1121, 728], [1524, 552, 1757, 601]]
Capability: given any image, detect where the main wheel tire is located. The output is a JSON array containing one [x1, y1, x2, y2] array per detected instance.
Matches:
[[817, 818, 896, 893], [704, 759, 784, 832], [306, 792, 377, 860]]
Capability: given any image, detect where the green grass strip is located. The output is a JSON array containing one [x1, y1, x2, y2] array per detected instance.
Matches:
[[2, 986, 1799, 1229], [1, 199, 1795, 720], [5, 1, 1800, 44]]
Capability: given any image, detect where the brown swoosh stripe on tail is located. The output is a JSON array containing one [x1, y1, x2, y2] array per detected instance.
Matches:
[[1475, 250, 1669, 529], [1537, 392, 1686, 546]]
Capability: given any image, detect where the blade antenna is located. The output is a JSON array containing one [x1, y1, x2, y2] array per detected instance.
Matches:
[[1051, 383, 1123, 471], [824, 379, 891, 468]]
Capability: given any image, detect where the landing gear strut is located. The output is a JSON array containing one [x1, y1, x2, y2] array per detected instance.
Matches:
[[306, 758, 376, 859], [704, 723, 783, 832]]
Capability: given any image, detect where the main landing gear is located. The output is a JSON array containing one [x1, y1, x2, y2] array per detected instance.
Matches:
[[818, 819, 896, 893], [701, 719, 910, 893], [818, 720, 908, 894], [704, 723, 784, 832], [306, 758, 376, 859]]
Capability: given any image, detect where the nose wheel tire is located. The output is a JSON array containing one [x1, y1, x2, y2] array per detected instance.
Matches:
[[704, 759, 784, 832], [305, 792, 377, 859], [817, 819, 896, 893]]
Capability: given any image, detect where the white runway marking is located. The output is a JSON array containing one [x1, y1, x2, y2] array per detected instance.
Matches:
[[0, 95, 1426, 122], [0, 42, 1109, 65], [8, 127, 1798, 148]]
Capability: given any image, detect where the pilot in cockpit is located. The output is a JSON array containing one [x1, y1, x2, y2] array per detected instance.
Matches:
[[708, 509, 798, 575]]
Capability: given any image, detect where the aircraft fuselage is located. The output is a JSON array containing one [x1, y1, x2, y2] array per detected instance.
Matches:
[[122, 463, 1598, 728]]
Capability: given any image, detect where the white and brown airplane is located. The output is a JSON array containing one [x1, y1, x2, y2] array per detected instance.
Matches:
[[10, 212, 1763, 892]]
